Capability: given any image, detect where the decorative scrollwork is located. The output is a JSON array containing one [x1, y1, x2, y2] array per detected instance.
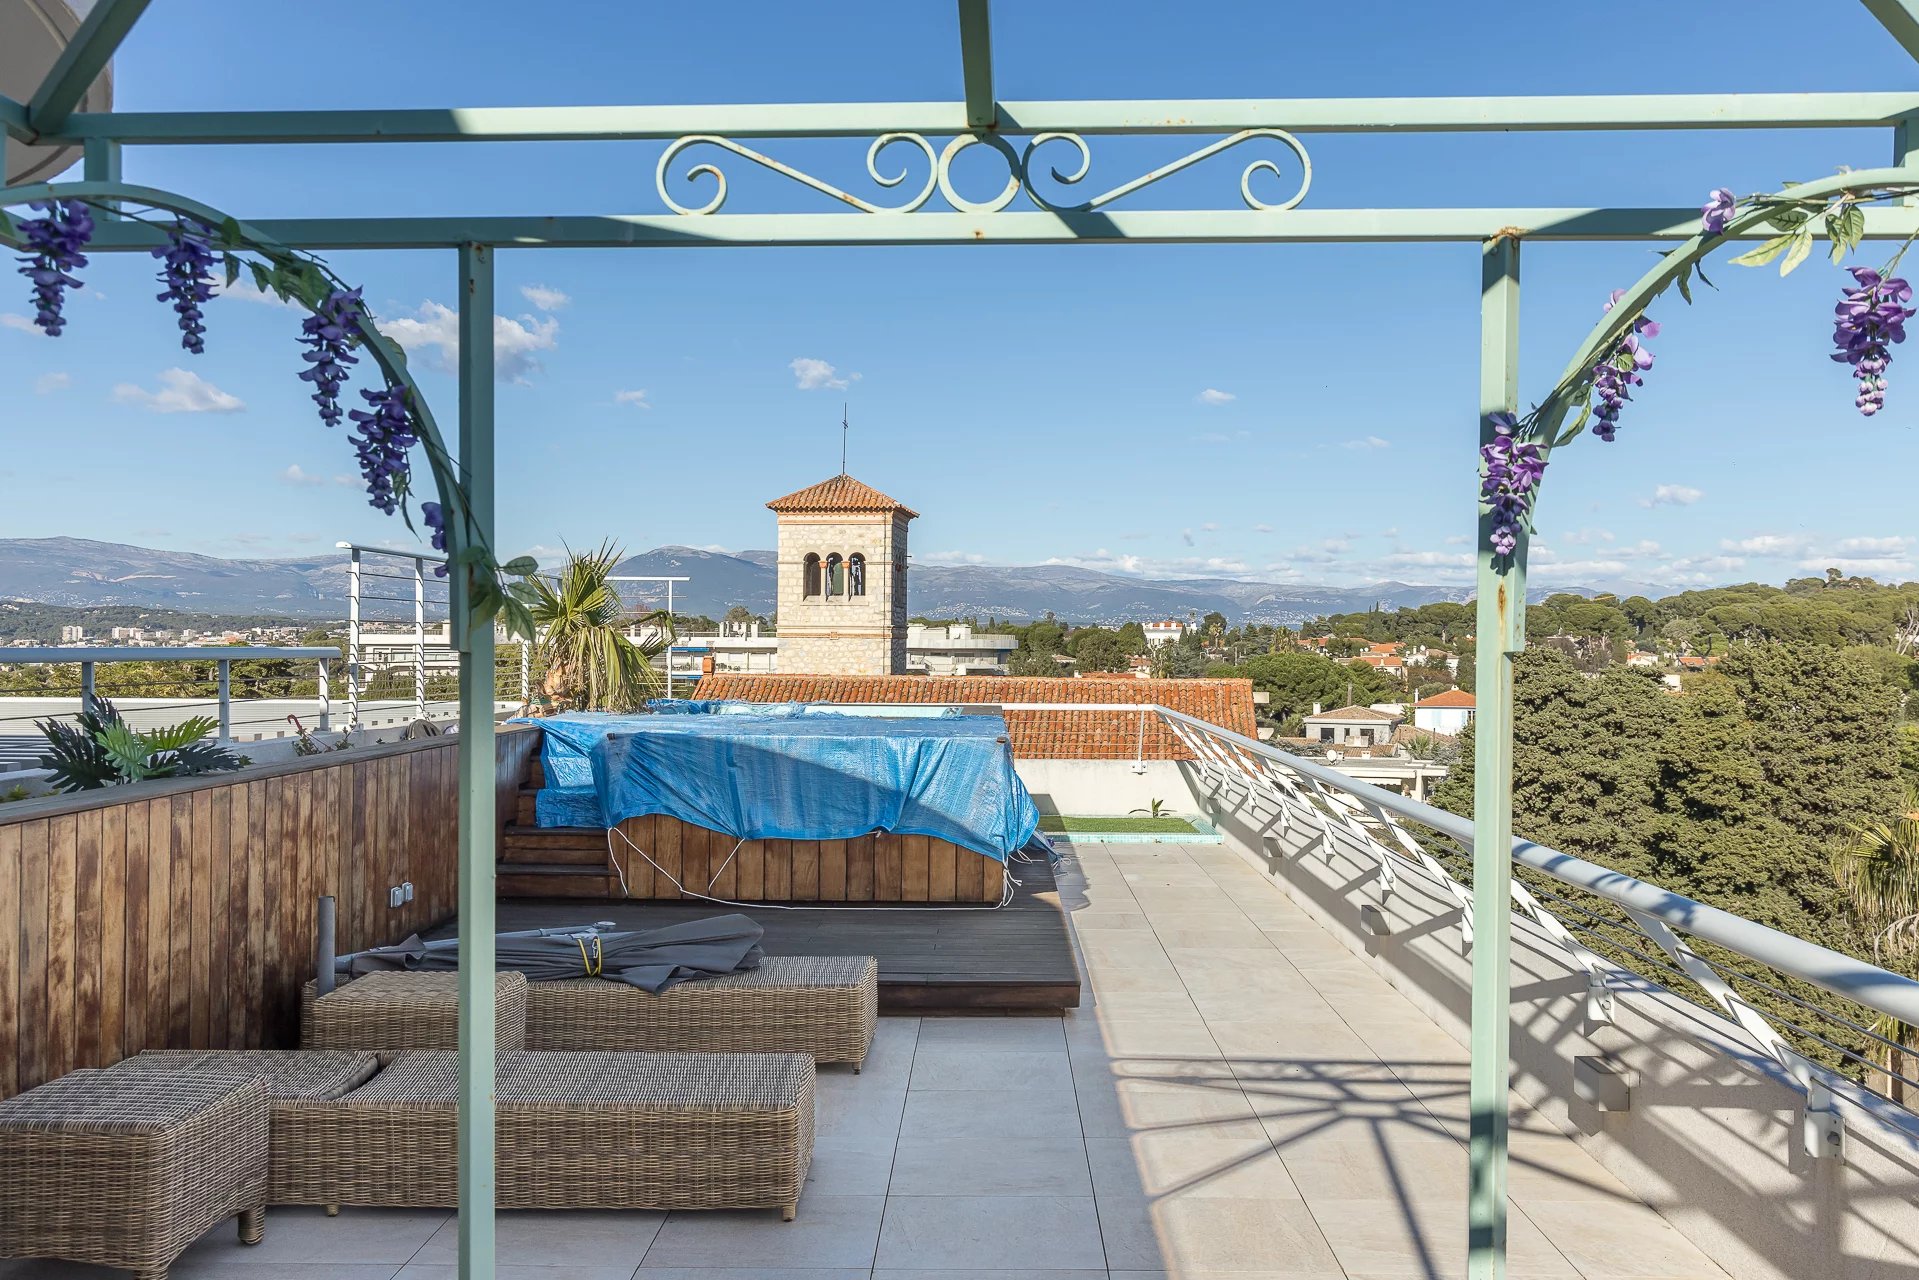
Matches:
[[1021, 128, 1312, 213], [654, 128, 1312, 215], [656, 133, 937, 216]]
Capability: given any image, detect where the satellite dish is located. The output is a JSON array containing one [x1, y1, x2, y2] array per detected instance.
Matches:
[[2, 0, 114, 185]]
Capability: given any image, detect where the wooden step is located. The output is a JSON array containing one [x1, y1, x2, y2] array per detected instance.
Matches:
[[498, 867, 621, 899], [500, 826, 609, 860]]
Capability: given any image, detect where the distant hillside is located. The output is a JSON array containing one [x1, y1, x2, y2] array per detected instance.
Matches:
[[0, 538, 1615, 629]]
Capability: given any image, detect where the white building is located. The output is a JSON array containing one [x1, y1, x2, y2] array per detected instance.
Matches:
[[1302, 702, 1400, 747], [1411, 688, 1475, 736], [59, 625, 85, 643], [905, 622, 1018, 676], [1142, 618, 1187, 648]]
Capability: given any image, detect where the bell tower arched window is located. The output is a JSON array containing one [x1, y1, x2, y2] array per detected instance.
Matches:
[[848, 552, 866, 597], [802, 553, 822, 597], [826, 553, 845, 596]]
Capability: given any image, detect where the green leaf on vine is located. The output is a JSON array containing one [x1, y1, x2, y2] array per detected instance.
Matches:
[[500, 596, 536, 643], [1729, 234, 1793, 268], [219, 217, 244, 249], [1676, 266, 1693, 305], [1555, 403, 1592, 448], [223, 255, 241, 289], [452, 546, 490, 567], [501, 556, 539, 577], [1780, 227, 1813, 275]]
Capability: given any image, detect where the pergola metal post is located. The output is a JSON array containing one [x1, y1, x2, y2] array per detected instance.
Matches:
[[1468, 235, 1522, 1280], [414, 555, 429, 720], [345, 546, 363, 730], [453, 242, 498, 1280]]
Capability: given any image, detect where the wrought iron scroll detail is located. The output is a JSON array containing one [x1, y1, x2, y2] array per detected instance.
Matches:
[[654, 129, 1312, 215]]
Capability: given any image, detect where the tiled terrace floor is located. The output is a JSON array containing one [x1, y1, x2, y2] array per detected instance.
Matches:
[[3, 841, 1733, 1279]]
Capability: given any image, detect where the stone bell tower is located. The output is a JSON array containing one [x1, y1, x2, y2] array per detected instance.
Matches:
[[767, 474, 916, 675]]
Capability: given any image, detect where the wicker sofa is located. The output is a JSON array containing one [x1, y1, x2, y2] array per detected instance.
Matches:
[[274, 1049, 815, 1218]]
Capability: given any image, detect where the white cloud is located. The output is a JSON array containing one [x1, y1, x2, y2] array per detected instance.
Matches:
[[1202, 522, 1220, 532], [214, 278, 302, 309], [384, 301, 560, 384], [520, 284, 570, 311], [1342, 435, 1391, 451], [790, 357, 858, 391], [1196, 388, 1236, 406], [1253, 523, 1275, 534], [33, 371, 70, 394], [1721, 534, 1805, 556], [1561, 527, 1617, 546], [1386, 550, 1475, 569], [1802, 556, 1917, 577], [112, 368, 245, 414], [920, 550, 989, 565], [614, 389, 652, 410], [1444, 534, 1471, 546], [280, 464, 327, 487], [1180, 528, 1196, 547], [1, 313, 46, 335], [1835, 535, 1913, 556], [1639, 483, 1703, 508]]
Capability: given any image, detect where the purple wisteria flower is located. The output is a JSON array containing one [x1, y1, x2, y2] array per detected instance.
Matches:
[[15, 200, 93, 336], [1832, 266, 1914, 416], [299, 286, 363, 428], [1591, 290, 1659, 442], [421, 500, 450, 578], [151, 220, 216, 354], [1700, 188, 1737, 237], [344, 382, 418, 515], [1479, 411, 1547, 558]]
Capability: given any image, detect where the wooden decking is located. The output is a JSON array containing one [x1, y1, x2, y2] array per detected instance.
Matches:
[[474, 852, 1080, 1013]]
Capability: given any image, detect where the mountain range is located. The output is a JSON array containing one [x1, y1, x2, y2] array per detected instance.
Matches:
[[0, 538, 1626, 627]]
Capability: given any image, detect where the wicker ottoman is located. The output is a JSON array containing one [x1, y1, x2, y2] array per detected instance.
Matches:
[[526, 955, 879, 1069], [110, 1050, 381, 1209], [301, 970, 529, 1050], [275, 1049, 815, 1219], [0, 1070, 269, 1280]]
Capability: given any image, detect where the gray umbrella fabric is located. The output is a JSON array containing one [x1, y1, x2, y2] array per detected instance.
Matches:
[[348, 913, 764, 993]]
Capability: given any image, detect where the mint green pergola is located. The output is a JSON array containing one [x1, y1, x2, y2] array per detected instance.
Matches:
[[10, 5, 1919, 1276]]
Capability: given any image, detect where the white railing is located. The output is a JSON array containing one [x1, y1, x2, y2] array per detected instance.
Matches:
[[338, 541, 530, 728], [1150, 704, 1919, 1158], [0, 645, 337, 743]]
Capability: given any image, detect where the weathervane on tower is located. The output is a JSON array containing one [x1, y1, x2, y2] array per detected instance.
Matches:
[[841, 403, 849, 475]]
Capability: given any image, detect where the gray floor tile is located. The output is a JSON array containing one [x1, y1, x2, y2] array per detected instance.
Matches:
[[875, 1195, 1106, 1271], [397, 1267, 629, 1280], [898, 1085, 1085, 1138], [908, 1046, 1075, 1092], [642, 1195, 883, 1269], [175, 1207, 448, 1267], [636, 1270, 869, 1280], [888, 1134, 1092, 1196], [913, 1015, 1067, 1051], [1095, 1194, 1341, 1274], [805, 1136, 901, 1196], [410, 1209, 664, 1267]]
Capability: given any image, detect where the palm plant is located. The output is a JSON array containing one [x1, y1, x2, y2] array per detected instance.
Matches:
[[36, 697, 245, 792], [1832, 783, 1919, 1099], [526, 542, 672, 712]]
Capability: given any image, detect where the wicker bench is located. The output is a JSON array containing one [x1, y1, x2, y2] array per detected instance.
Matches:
[[110, 1050, 381, 1209], [273, 1049, 815, 1219], [300, 970, 529, 1050], [0, 1070, 269, 1280], [526, 955, 879, 1069]]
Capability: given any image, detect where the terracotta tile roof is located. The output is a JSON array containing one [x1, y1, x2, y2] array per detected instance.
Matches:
[[766, 474, 918, 517], [689, 674, 1257, 761], [1415, 689, 1476, 709], [1303, 704, 1396, 722]]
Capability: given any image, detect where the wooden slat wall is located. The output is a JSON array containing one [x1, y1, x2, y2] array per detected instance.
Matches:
[[601, 814, 1002, 905], [0, 729, 536, 1099]]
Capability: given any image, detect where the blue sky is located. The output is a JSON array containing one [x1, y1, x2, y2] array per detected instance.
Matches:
[[3, 1, 1916, 593]]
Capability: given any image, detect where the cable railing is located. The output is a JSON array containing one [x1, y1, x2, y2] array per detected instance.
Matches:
[[0, 646, 339, 752], [1147, 703, 1919, 1153]]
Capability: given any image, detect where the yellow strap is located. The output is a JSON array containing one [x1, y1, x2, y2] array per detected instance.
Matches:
[[575, 934, 602, 977]]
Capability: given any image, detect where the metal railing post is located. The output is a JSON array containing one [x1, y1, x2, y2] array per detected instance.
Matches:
[[79, 660, 95, 719], [519, 641, 531, 708], [216, 659, 232, 741], [346, 546, 363, 730], [413, 555, 428, 721], [317, 657, 331, 732]]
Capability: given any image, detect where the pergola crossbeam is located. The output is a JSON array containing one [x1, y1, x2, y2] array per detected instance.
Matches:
[[1862, 0, 1919, 63], [31, 91, 1919, 146], [60, 204, 1919, 251], [24, 0, 149, 137], [958, 0, 996, 129]]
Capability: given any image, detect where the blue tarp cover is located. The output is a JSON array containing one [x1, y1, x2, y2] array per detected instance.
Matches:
[[512, 710, 1039, 862]]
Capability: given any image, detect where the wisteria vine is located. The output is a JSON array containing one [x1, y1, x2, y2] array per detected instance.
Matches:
[[7, 186, 536, 636], [1478, 173, 1919, 564]]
